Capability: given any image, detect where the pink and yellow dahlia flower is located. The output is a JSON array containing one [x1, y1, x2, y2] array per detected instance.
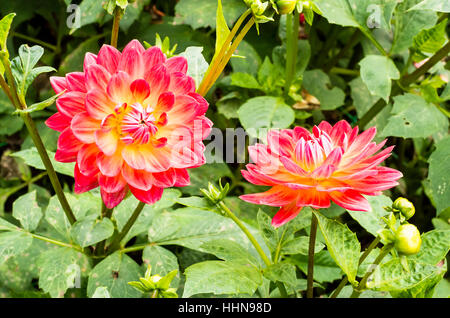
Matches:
[[47, 40, 212, 208], [240, 120, 402, 227]]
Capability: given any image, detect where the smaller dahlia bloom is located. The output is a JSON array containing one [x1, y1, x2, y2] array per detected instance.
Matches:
[[47, 40, 212, 208], [240, 120, 402, 227]]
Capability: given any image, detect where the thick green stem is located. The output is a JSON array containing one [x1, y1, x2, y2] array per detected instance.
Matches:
[[360, 28, 387, 57], [110, 7, 122, 48], [330, 236, 381, 298], [307, 212, 318, 298], [217, 201, 288, 298], [11, 32, 57, 51], [284, 10, 300, 99], [108, 201, 146, 251], [350, 244, 393, 298]]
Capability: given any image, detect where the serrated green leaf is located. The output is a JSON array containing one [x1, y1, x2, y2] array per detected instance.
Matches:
[[183, 260, 262, 297], [87, 252, 142, 298], [359, 55, 400, 102], [238, 96, 295, 138], [281, 236, 325, 255], [0, 231, 33, 265], [200, 239, 260, 266], [347, 195, 392, 236], [231, 40, 261, 76], [302, 70, 345, 110], [314, 211, 360, 283], [382, 94, 448, 138], [367, 258, 444, 292], [37, 247, 91, 298], [412, 19, 448, 62], [288, 250, 344, 283], [11, 147, 75, 177], [263, 262, 297, 286], [71, 217, 114, 248], [409, 0, 450, 12], [12, 191, 42, 232], [410, 230, 450, 265], [428, 136, 450, 215]]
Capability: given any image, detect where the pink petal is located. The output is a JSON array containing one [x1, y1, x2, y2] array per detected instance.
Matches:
[[296, 190, 330, 208], [143, 46, 166, 71], [99, 173, 127, 193], [85, 64, 111, 91], [77, 144, 100, 176], [121, 145, 170, 172], [152, 168, 176, 188], [130, 79, 150, 102], [144, 64, 170, 100], [101, 185, 128, 209], [156, 92, 175, 112], [187, 92, 209, 115], [74, 164, 98, 194], [66, 72, 86, 93], [55, 149, 78, 163], [118, 39, 145, 79], [83, 53, 97, 70], [97, 152, 123, 177], [129, 185, 163, 205], [174, 168, 190, 187], [56, 91, 86, 118], [95, 129, 119, 156], [107, 71, 132, 103], [239, 185, 298, 206], [71, 112, 100, 144], [46, 112, 71, 132], [57, 127, 83, 153], [169, 94, 199, 123], [168, 72, 195, 95], [50, 76, 68, 94], [329, 190, 371, 211], [97, 44, 121, 74], [85, 89, 115, 120], [271, 202, 303, 228], [121, 164, 154, 191], [165, 56, 188, 74]]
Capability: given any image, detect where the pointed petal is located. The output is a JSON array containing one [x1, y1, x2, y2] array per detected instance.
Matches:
[[165, 56, 188, 74], [107, 71, 132, 103], [97, 44, 121, 74], [46, 112, 71, 132], [118, 39, 145, 79], [50, 76, 68, 94], [95, 129, 119, 156], [122, 164, 154, 191], [56, 91, 86, 118], [74, 164, 98, 194], [71, 112, 101, 144], [99, 173, 127, 193], [66, 72, 86, 92], [239, 185, 298, 206], [130, 79, 150, 102], [271, 203, 302, 228], [168, 72, 195, 95], [143, 46, 166, 72], [129, 185, 163, 205], [85, 64, 111, 91], [85, 89, 115, 120], [97, 152, 123, 177], [77, 144, 100, 176], [329, 190, 371, 212], [101, 185, 128, 209], [57, 127, 83, 152]]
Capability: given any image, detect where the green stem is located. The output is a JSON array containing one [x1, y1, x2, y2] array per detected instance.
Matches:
[[330, 236, 381, 298], [330, 67, 360, 76], [284, 10, 300, 99], [307, 212, 318, 298], [120, 243, 150, 254], [95, 203, 114, 256], [360, 28, 387, 57], [197, 9, 251, 96], [202, 17, 255, 96], [19, 229, 82, 252], [350, 243, 393, 298], [11, 32, 57, 51], [108, 201, 146, 251], [217, 201, 288, 298], [110, 7, 122, 48]]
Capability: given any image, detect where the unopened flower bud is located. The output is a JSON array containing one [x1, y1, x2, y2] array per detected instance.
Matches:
[[273, 0, 297, 14], [392, 197, 415, 220], [395, 224, 422, 255]]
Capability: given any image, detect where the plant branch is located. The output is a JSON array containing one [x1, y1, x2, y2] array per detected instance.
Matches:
[[307, 212, 318, 298], [110, 7, 122, 48], [284, 10, 300, 99], [11, 32, 57, 51], [330, 236, 381, 298], [360, 28, 387, 57], [108, 201, 146, 251]]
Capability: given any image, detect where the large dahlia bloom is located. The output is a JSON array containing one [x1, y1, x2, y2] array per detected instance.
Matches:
[[240, 120, 402, 227], [47, 40, 212, 208]]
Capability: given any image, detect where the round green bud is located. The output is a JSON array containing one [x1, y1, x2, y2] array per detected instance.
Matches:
[[395, 224, 422, 255], [393, 197, 415, 220], [275, 0, 297, 14]]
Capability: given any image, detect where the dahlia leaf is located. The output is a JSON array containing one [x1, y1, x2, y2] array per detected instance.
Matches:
[[428, 136, 450, 215], [142, 245, 180, 288], [230, 40, 262, 76], [287, 250, 344, 283], [408, 0, 450, 12], [183, 260, 262, 297], [313, 211, 361, 284], [382, 94, 448, 138], [37, 247, 91, 298], [13, 90, 65, 115], [390, 0, 438, 54], [0, 231, 33, 266], [302, 70, 345, 110], [0, 13, 15, 52], [263, 262, 297, 286], [366, 258, 444, 293], [86, 252, 143, 298], [412, 19, 448, 62], [214, 0, 230, 57], [91, 287, 111, 298], [70, 0, 106, 32], [70, 216, 114, 248], [11, 147, 75, 177], [179, 46, 209, 85], [200, 239, 260, 266], [12, 190, 42, 232], [0, 217, 17, 231], [409, 230, 450, 265], [359, 55, 400, 102], [347, 195, 392, 236], [281, 236, 325, 255], [231, 72, 262, 90], [238, 96, 295, 138]]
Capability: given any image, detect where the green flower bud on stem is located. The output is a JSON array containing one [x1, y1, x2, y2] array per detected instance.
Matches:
[[273, 0, 297, 14], [394, 224, 422, 255], [392, 197, 415, 220]]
